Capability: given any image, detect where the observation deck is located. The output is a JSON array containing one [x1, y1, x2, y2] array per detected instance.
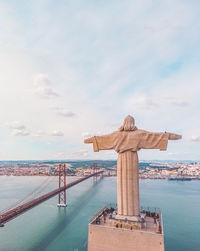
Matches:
[[88, 205, 165, 251], [90, 205, 163, 234]]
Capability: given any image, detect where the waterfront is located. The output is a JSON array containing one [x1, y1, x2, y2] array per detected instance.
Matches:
[[1, 160, 200, 180], [0, 176, 200, 251]]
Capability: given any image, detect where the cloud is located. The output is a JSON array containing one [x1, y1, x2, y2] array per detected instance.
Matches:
[[34, 74, 59, 98], [190, 135, 200, 142], [52, 107, 76, 118], [51, 130, 64, 136], [127, 95, 157, 109], [70, 149, 89, 158], [126, 94, 189, 110], [31, 130, 65, 138], [11, 129, 30, 136], [7, 121, 29, 136], [7, 121, 26, 130], [31, 130, 47, 138], [32, 130, 65, 138], [165, 97, 189, 107], [54, 150, 90, 159], [7, 122, 64, 138]]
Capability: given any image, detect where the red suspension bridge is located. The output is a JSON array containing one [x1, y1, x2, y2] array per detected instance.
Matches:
[[0, 164, 103, 227]]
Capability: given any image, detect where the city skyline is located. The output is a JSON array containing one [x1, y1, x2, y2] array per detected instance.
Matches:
[[0, 0, 200, 160]]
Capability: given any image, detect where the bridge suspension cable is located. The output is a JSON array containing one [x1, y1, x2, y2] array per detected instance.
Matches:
[[0, 168, 58, 214], [0, 170, 103, 226]]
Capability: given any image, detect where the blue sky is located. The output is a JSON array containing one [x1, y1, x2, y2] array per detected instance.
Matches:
[[0, 0, 200, 160]]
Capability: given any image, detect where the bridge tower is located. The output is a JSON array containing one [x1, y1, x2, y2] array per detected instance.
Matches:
[[93, 162, 98, 182], [57, 164, 67, 207]]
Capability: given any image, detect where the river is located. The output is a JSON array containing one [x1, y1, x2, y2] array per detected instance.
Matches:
[[0, 176, 199, 251]]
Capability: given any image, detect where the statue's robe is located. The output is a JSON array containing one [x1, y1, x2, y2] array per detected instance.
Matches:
[[90, 129, 169, 217]]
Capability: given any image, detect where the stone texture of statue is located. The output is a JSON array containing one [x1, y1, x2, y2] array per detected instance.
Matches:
[[84, 115, 182, 219]]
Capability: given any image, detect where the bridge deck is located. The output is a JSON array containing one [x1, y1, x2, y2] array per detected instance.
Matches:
[[0, 171, 103, 225]]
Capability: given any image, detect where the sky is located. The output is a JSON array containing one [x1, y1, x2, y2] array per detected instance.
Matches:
[[0, 0, 200, 160]]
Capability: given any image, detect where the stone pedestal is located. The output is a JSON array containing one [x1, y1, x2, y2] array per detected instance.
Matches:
[[115, 214, 141, 222], [87, 207, 165, 251], [88, 223, 165, 251]]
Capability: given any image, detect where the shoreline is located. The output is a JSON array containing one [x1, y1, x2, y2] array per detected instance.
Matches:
[[0, 175, 199, 180]]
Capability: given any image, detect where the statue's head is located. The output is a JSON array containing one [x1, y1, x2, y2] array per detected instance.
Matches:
[[119, 115, 137, 131]]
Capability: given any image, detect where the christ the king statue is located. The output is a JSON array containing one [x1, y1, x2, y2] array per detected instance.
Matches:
[[84, 115, 182, 220]]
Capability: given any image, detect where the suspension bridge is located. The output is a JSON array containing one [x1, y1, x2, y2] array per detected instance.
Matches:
[[0, 163, 103, 227]]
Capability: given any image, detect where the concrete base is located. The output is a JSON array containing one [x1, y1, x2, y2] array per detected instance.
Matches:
[[88, 224, 165, 251], [57, 204, 67, 207], [115, 214, 141, 222]]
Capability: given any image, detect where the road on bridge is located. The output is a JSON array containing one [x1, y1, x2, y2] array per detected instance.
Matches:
[[0, 171, 103, 226]]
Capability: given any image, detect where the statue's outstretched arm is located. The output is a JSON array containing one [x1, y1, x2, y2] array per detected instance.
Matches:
[[84, 137, 94, 144], [84, 133, 117, 152], [167, 133, 182, 140]]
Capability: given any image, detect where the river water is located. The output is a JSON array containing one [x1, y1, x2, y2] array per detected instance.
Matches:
[[0, 176, 199, 251]]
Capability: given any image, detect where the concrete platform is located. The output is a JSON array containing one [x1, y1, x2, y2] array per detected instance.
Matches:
[[87, 206, 165, 251]]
